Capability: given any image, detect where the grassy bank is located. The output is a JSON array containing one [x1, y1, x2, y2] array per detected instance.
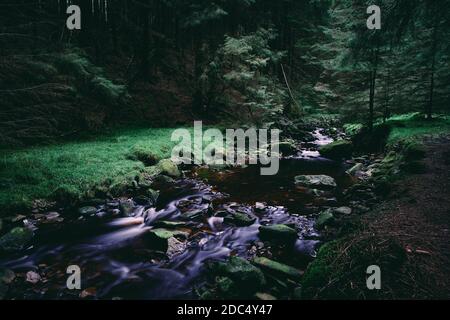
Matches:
[[0, 127, 184, 214]]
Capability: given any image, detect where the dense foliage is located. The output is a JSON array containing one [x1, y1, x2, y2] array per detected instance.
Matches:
[[0, 0, 449, 146]]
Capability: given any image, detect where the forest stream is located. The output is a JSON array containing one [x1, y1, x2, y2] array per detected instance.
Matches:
[[0, 130, 355, 300]]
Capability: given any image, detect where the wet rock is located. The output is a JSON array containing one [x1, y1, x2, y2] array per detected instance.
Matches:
[[0, 227, 33, 252], [42, 212, 64, 224], [295, 175, 337, 191], [157, 159, 181, 178], [253, 257, 302, 280], [255, 292, 277, 300], [315, 209, 335, 230], [106, 200, 120, 209], [120, 199, 135, 216], [166, 237, 187, 259], [146, 228, 189, 251], [255, 202, 267, 212], [78, 206, 97, 217], [182, 209, 205, 221], [209, 256, 266, 293], [259, 224, 298, 244], [96, 211, 110, 219], [26, 271, 41, 284], [224, 212, 256, 227], [334, 207, 352, 215], [0, 268, 15, 299], [347, 163, 364, 175], [319, 140, 353, 160], [146, 188, 160, 204], [153, 221, 186, 229]]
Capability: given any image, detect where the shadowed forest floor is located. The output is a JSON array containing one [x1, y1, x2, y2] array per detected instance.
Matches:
[[370, 134, 450, 298], [306, 134, 450, 299]]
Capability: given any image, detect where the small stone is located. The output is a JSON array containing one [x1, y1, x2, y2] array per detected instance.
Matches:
[[259, 224, 298, 244], [255, 292, 277, 300], [347, 163, 364, 175], [0, 268, 15, 285], [334, 207, 352, 215], [106, 201, 120, 209], [253, 257, 302, 280], [26, 271, 41, 284], [166, 237, 187, 258], [316, 209, 335, 230], [78, 206, 97, 216], [255, 202, 266, 212]]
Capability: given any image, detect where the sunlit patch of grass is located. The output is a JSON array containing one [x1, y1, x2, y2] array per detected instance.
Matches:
[[386, 114, 450, 143], [0, 127, 187, 213]]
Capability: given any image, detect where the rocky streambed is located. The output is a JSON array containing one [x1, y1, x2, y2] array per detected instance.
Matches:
[[0, 129, 385, 300]]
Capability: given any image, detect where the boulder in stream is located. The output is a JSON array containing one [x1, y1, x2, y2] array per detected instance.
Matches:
[[224, 212, 256, 227], [209, 256, 266, 293], [315, 209, 335, 230], [0, 227, 33, 252], [259, 224, 298, 244], [78, 206, 97, 217], [295, 175, 337, 191], [253, 257, 302, 280], [319, 140, 353, 160], [157, 159, 181, 178]]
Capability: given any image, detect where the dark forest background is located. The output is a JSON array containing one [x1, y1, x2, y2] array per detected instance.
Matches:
[[0, 0, 449, 147]]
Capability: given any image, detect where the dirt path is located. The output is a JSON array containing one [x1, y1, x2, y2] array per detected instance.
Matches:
[[364, 134, 450, 298]]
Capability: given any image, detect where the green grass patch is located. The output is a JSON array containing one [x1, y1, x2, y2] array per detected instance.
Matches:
[[386, 113, 450, 143], [0, 127, 189, 214]]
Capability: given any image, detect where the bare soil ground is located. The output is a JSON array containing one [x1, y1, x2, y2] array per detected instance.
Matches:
[[362, 134, 450, 298], [306, 134, 450, 299]]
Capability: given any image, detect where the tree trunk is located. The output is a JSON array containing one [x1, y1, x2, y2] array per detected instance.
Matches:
[[427, 26, 437, 121]]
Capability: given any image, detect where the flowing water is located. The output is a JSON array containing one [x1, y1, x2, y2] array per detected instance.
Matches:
[[0, 129, 352, 300]]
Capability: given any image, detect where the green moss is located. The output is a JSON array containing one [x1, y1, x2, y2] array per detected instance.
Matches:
[[343, 123, 363, 136], [89, 76, 127, 105], [126, 145, 161, 166], [0, 128, 185, 215], [319, 140, 353, 160], [301, 241, 340, 298], [252, 257, 302, 280], [386, 114, 450, 143]]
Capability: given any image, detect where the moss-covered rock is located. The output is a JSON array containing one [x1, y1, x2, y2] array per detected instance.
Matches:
[[208, 256, 266, 294], [295, 175, 337, 191], [145, 228, 188, 251], [78, 206, 97, 217], [127, 146, 161, 166], [259, 224, 298, 244], [301, 241, 338, 298], [253, 257, 302, 280], [0, 227, 33, 252], [319, 140, 353, 160], [157, 159, 181, 178], [316, 209, 335, 230], [224, 212, 256, 227]]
